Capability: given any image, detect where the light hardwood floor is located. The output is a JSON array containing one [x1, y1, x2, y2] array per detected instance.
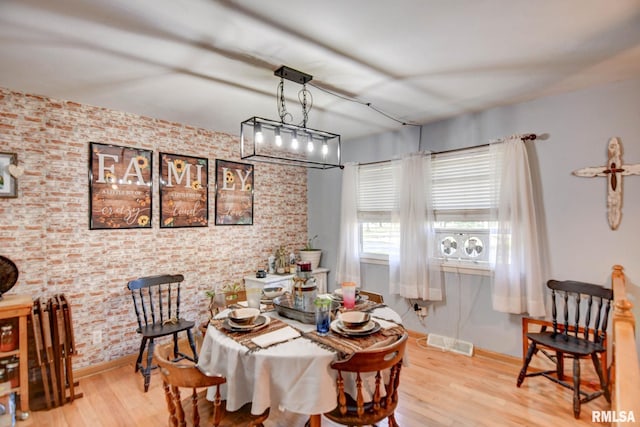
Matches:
[[22, 335, 611, 426]]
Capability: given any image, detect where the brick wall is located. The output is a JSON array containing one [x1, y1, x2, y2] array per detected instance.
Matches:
[[0, 87, 308, 368]]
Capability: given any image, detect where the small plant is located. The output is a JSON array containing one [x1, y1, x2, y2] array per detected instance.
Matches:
[[303, 235, 319, 251]]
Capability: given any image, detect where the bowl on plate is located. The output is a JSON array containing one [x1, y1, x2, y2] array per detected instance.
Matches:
[[339, 311, 370, 329], [263, 286, 285, 299], [228, 308, 260, 326]]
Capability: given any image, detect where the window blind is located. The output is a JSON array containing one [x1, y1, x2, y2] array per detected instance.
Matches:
[[431, 146, 496, 219], [357, 162, 396, 221]]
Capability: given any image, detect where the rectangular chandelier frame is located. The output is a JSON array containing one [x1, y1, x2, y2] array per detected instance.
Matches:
[[240, 116, 342, 170]]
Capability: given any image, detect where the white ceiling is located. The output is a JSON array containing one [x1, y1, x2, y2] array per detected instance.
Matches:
[[1, 0, 640, 141]]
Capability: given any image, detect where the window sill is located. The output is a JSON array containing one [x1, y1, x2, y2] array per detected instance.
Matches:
[[360, 257, 493, 277], [440, 260, 492, 277]]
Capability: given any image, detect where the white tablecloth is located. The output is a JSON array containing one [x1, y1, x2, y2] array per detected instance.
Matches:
[[197, 307, 402, 416]]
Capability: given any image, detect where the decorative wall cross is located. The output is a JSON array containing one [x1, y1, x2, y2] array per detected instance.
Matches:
[[572, 137, 640, 230]]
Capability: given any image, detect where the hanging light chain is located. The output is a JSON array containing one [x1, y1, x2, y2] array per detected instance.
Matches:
[[299, 83, 312, 129], [277, 78, 292, 124]]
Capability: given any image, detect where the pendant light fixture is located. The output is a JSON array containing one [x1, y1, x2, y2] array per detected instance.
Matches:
[[240, 66, 342, 169]]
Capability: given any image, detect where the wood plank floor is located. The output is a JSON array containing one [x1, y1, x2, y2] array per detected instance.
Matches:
[[22, 336, 611, 426]]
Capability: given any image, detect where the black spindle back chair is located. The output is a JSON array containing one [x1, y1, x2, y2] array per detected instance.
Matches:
[[517, 279, 613, 418], [127, 274, 198, 392]]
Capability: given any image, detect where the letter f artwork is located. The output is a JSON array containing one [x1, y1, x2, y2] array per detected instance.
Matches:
[[573, 137, 640, 230]]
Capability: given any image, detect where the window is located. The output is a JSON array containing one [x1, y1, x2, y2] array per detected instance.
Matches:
[[357, 146, 496, 268], [357, 162, 397, 260]]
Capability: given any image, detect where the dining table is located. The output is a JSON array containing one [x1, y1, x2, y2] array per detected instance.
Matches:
[[197, 297, 405, 426]]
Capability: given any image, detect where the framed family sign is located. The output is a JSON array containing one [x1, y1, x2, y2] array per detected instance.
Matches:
[[159, 153, 208, 228], [89, 142, 153, 229], [215, 159, 253, 225]]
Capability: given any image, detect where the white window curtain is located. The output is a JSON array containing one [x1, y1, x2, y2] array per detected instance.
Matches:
[[389, 153, 442, 300], [490, 137, 545, 317], [336, 163, 361, 285]]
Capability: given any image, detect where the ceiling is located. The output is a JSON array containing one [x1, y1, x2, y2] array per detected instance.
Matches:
[[1, 0, 640, 141]]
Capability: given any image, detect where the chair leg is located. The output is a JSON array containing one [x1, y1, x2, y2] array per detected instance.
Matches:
[[186, 328, 198, 362], [556, 351, 565, 381], [388, 413, 399, 427], [135, 337, 148, 373], [144, 338, 156, 392], [517, 342, 537, 387], [572, 356, 581, 418], [592, 352, 611, 403]]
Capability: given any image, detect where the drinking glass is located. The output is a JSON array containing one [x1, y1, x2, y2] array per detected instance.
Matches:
[[315, 304, 331, 336], [341, 282, 356, 309], [246, 283, 262, 309]]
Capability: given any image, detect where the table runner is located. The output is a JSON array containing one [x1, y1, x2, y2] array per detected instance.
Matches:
[[303, 324, 405, 358], [210, 317, 295, 352]]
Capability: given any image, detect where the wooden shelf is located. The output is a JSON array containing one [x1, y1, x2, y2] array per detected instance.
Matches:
[[0, 294, 33, 419]]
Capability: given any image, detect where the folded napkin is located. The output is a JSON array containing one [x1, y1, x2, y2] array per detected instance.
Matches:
[[373, 317, 400, 330], [251, 326, 301, 348]]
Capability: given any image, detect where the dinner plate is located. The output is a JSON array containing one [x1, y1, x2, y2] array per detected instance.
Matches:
[[224, 315, 270, 332], [337, 319, 376, 334], [330, 319, 381, 337]]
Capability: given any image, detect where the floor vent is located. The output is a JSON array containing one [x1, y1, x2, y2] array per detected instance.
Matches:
[[427, 333, 474, 357]]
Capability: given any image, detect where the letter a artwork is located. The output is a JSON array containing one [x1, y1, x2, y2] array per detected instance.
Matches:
[[573, 137, 640, 230]]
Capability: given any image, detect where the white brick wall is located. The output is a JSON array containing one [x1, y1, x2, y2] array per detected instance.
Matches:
[[0, 87, 308, 367]]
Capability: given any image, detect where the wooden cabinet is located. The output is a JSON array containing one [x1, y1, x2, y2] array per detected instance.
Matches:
[[311, 268, 329, 294], [244, 268, 330, 294], [0, 294, 33, 420]]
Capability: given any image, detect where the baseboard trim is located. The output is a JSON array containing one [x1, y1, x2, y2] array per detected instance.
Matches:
[[407, 329, 521, 367], [74, 354, 138, 379]]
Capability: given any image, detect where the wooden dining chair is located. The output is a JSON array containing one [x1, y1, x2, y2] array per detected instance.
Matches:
[[359, 290, 384, 304], [323, 332, 408, 427], [517, 280, 613, 418], [154, 341, 270, 427], [127, 274, 198, 392]]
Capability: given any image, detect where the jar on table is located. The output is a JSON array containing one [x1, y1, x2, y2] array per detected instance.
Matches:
[[5, 361, 18, 388], [0, 325, 15, 352]]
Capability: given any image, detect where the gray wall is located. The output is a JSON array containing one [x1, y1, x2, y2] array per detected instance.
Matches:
[[309, 77, 640, 357]]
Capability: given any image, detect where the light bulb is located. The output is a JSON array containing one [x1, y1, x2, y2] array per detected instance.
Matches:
[[254, 123, 263, 144], [322, 139, 328, 155], [274, 127, 282, 146], [291, 130, 298, 150], [307, 135, 314, 153]]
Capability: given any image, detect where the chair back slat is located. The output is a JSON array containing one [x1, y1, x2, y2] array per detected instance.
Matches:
[[584, 295, 593, 340], [127, 274, 185, 329], [547, 280, 613, 344]]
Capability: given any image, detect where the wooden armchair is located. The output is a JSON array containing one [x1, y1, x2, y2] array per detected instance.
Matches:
[[517, 280, 613, 418], [154, 341, 270, 427], [127, 274, 198, 392], [359, 290, 384, 304], [324, 333, 408, 427]]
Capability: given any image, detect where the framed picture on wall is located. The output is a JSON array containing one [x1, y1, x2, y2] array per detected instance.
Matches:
[[214, 159, 253, 225], [159, 153, 208, 228], [0, 152, 18, 198], [89, 142, 153, 229]]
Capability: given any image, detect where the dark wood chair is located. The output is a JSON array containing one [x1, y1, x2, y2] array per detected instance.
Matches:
[[323, 332, 408, 427], [517, 280, 613, 418], [154, 341, 270, 427], [127, 274, 198, 392], [359, 290, 384, 304]]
